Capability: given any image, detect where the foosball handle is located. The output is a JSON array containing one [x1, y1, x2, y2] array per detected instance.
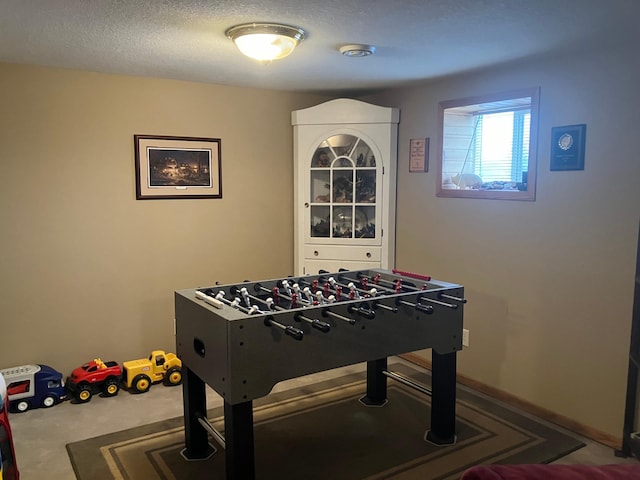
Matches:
[[415, 303, 434, 314], [285, 326, 304, 341], [294, 312, 332, 333], [311, 319, 331, 333], [264, 316, 304, 341], [348, 304, 376, 319]]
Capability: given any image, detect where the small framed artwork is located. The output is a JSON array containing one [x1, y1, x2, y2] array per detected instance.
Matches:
[[409, 137, 429, 172], [550, 124, 586, 171], [134, 135, 222, 199]]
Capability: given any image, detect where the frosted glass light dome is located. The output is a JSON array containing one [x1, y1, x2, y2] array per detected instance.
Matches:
[[226, 23, 306, 61]]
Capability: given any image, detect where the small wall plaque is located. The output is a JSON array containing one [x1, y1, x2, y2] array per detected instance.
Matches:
[[550, 124, 586, 171], [409, 138, 429, 172]]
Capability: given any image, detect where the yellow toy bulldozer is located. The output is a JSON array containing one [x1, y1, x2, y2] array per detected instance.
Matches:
[[122, 350, 182, 393]]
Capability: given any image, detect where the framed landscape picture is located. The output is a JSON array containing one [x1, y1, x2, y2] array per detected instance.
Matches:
[[134, 135, 222, 199]]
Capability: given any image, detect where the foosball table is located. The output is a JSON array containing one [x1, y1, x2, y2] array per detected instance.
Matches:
[[174, 268, 465, 480]]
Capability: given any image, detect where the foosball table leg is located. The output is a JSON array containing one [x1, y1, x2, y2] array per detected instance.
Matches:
[[360, 358, 388, 406], [181, 367, 216, 460], [224, 400, 255, 480], [426, 351, 457, 445]]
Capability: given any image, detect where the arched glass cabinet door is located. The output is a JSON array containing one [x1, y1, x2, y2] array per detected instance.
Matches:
[[308, 134, 378, 241]]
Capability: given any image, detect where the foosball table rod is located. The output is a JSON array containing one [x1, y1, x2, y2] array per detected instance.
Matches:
[[438, 293, 467, 303], [196, 414, 226, 450], [197, 290, 250, 313], [253, 283, 313, 307], [383, 369, 432, 397], [321, 308, 356, 325]]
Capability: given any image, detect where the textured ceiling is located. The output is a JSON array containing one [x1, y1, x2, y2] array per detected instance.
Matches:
[[0, 0, 637, 95]]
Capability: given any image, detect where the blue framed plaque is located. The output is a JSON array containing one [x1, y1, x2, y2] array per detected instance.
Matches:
[[550, 124, 586, 171]]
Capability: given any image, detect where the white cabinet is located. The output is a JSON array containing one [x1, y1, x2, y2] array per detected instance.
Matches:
[[292, 99, 399, 275]]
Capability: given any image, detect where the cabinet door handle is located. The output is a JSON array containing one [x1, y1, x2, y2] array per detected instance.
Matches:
[[366, 252, 372, 258], [314, 250, 319, 256], [304, 202, 309, 208]]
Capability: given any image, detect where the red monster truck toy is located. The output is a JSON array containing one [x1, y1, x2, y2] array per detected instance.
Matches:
[[67, 358, 122, 403]]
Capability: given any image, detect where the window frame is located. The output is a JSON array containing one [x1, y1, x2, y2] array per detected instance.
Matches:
[[436, 87, 540, 201]]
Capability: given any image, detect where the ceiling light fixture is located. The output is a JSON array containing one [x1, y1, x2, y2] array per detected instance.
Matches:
[[225, 23, 307, 61], [339, 44, 376, 57]]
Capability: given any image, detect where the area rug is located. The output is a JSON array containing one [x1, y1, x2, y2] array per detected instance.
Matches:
[[67, 363, 584, 480]]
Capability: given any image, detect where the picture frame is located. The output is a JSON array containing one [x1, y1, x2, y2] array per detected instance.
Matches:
[[550, 124, 586, 171], [409, 137, 429, 172], [134, 135, 222, 199]]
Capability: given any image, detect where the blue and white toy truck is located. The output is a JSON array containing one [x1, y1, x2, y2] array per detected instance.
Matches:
[[0, 364, 66, 412]]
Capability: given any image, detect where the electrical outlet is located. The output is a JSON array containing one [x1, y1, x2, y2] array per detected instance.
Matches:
[[462, 328, 470, 347]]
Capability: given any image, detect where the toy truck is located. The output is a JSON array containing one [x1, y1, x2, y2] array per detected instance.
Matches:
[[0, 364, 66, 412], [122, 350, 182, 393], [66, 358, 122, 403]]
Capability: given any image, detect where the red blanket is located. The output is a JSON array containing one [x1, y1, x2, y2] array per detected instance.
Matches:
[[461, 464, 640, 480]]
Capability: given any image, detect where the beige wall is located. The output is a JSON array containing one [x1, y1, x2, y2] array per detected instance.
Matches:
[[367, 41, 640, 439], [0, 63, 327, 375]]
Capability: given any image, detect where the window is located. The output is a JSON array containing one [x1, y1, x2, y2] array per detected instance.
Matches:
[[437, 87, 539, 201]]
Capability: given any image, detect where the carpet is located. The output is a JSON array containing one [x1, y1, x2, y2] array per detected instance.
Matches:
[[67, 363, 584, 480]]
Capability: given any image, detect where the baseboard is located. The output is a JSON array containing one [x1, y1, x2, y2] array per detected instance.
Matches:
[[399, 352, 622, 451]]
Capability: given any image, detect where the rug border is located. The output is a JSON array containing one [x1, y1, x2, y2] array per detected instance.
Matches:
[[67, 362, 585, 479]]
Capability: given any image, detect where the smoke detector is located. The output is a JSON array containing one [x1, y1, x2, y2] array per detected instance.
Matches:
[[339, 44, 376, 57]]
